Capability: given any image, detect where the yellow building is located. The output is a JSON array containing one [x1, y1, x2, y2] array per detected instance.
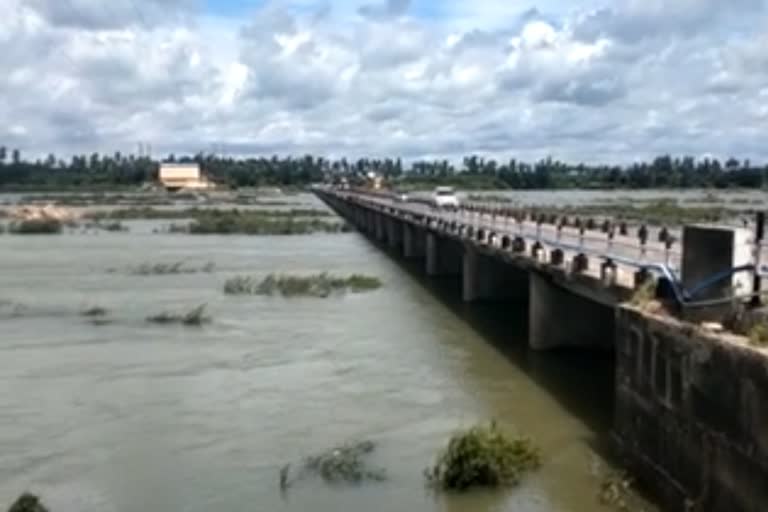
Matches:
[[158, 163, 215, 191]]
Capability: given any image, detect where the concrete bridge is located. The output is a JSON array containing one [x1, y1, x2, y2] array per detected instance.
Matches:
[[314, 187, 737, 350], [314, 186, 768, 512]]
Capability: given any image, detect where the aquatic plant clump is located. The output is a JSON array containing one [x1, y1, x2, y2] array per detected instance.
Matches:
[[8, 493, 49, 512], [223, 273, 382, 297], [280, 440, 386, 491], [187, 214, 349, 235], [126, 261, 215, 275], [146, 304, 210, 326], [81, 306, 109, 317], [8, 218, 63, 234], [425, 421, 541, 491]]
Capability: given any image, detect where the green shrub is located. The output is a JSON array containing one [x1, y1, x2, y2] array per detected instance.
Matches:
[[9, 218, 63, 234], [425, 421, 541, 491]]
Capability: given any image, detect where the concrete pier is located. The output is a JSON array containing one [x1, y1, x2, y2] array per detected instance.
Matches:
[[529, 273, 615, 350], [426, 232, 462, 277], [386, 218, 403, 250], [403, 224, 426, 259], [462, 246, 529, 302]]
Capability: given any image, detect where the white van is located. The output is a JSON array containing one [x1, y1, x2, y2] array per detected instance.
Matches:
[[432, 186, 460, 208]]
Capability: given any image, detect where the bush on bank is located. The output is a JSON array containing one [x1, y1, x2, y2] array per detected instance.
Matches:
[[425, 421, 541, 491]]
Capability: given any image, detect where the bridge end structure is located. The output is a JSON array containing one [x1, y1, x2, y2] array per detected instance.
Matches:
[[615, 306, 768, 512]]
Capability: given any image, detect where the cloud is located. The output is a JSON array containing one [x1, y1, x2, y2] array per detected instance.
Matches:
[[23, 0, 196, 30], [358, 0, 411, 20], [1, 0, 767, 164]]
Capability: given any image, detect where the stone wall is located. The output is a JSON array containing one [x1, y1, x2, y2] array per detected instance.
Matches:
[[615, 306, 768, 512]]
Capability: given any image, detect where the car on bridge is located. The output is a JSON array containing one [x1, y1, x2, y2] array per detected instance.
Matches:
[[393, 190, 410, 202], [432, 186, 460, 209]]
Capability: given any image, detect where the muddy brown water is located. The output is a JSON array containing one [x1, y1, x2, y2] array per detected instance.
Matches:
[[0, 215, 659, 511]]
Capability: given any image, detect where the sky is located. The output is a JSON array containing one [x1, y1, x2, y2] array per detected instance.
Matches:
[[1, 0, 767, 164]]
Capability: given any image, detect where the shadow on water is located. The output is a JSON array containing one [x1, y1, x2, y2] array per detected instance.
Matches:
[[375, 239, 616, 449]]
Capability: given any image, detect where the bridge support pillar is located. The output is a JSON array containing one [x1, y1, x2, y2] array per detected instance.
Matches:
[[426, 233, 462, 277], [463, 247, 528, 302], [386, 218, 403, 250], [374, 213, 386, 241], [403, 225, 425, 259], [529, 272, 614, 350]]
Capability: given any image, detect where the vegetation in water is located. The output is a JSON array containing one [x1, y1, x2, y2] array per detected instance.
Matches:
[[425, 421, 541, 491], [123, 261, 215, 275], [280, 440, 386, 492], [85, 207, 333, 220], [8, 218, 63, 234], [146, 304, 210, 326], [183, 212, 348, 235], [7, 493, 49, 512], [224, 273, 382, 297], [81, 306, 108, 317]]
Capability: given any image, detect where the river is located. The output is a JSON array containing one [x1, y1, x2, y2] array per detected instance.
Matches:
[[0, 201, 657, 511]]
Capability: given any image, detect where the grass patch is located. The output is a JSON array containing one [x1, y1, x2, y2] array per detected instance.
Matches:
[[224, 273, 382, 297], [8, 493, 49, 512], [425, 421, 541, 491], [146, 304, 210, 326], [8, 218, 63, 234]]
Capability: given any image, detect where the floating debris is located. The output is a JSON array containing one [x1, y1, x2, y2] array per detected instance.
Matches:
[[425, 421, 541, 491], [8, 493, 49, 512], [280, 440, 386, 492], [146, 304, 210, 326]]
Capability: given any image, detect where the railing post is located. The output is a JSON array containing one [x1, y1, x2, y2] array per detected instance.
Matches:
[[752, 211, 765, 307]]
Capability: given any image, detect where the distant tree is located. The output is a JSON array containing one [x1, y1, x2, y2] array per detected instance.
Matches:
[[0, 146, 6, 164]]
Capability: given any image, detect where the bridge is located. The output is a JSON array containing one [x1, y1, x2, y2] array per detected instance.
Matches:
[[315, 187, 757, 348], [314, 186, 768, 512]]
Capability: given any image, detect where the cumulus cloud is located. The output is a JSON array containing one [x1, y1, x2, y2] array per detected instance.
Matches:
[[1, 0, 767, 163], [358, 0, 411, 20]]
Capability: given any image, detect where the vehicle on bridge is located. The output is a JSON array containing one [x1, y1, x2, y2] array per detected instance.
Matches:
[[393, 190, 409, 202], [432, 186, 460, 209]]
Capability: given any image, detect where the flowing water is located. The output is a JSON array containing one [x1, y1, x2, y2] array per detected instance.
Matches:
[[0, 208, 658, 511]]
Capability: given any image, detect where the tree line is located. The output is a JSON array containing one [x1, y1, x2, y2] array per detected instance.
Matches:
[[0, 146, 766, 190]]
